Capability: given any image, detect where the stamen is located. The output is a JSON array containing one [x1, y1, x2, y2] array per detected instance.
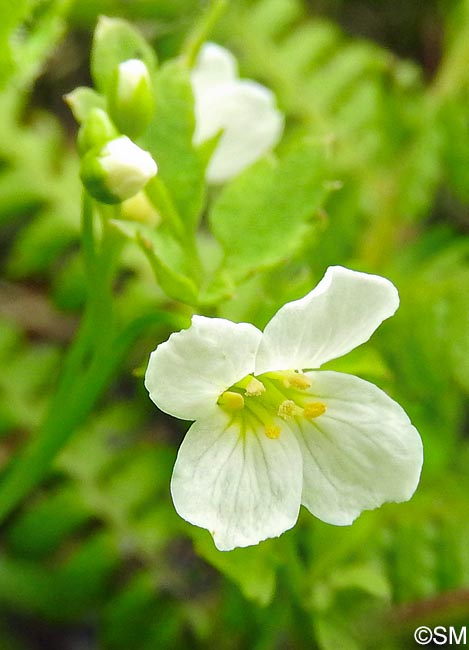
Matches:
[[245, 377, 266, 396], [282, 371, 312, 390], [303, 401, 327, 419], [218, 391, 245, 411], [278, 399, 302, 419], [265, 425, 281, 439]]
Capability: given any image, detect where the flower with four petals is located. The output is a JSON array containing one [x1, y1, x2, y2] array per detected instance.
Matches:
[[145, 266, 423, 551]]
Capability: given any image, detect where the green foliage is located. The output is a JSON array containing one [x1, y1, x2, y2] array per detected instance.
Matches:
[[209, 141, 330, 278], [145, 59, 208, 231], [0, 0, 72, 88], [0, 0, 469, 649]]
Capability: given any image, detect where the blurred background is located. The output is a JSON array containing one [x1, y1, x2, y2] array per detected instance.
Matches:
[[1, 0, 469, 648]]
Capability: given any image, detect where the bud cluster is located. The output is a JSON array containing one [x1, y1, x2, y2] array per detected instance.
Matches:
[[68, 57, 157, 205]]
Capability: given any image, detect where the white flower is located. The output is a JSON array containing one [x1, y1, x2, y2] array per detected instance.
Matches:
[[191, 42, 284, 184], [145, 266, 423, 551]]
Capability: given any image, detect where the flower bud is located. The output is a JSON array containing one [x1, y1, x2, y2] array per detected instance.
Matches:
[[121, 191, 160, 226], [77, 108, 118, 155], [80, 135, 158, 204], [108, 59, 155, 138]]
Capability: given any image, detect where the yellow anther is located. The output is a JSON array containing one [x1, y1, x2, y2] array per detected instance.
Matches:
[[278, 399, 302, 420], [283, 371, 312, 390], [303, 401, 327, 419], [265, 425, 281, 439], [218, 391, 245, 411], [245, 377, 266, 396]]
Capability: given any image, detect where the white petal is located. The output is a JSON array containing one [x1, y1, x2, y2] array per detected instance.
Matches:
[[191, 42, 238, 94], [170, 407, 303, 550], [99, 136, 157, 200], [193, 80, 284, 183], [145, 316, 262, 420], [291, 371, 423, 525], [255, 266, 399, 374]]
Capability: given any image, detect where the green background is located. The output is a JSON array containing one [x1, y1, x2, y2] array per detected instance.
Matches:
[[0, 1, 468, 648]]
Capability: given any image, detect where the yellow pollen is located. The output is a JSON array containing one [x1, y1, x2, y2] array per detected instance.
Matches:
[[283, 372, 312, 390], [303, 401, 327, 419], [218, 391, 245, 411], [265, 425, 281, 439], [278, 399, 302, 419], [245, 377, 266, 396]]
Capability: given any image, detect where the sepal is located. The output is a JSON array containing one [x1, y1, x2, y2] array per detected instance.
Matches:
[[77, 108, 119, 155]]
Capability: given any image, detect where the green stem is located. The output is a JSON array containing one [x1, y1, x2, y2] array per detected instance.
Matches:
[[183, 0, 229, 68], [48, 191, 99, 401], [0, 311, 172, 523], [146, 176, 186, 242], [0, 196, 121, 522]]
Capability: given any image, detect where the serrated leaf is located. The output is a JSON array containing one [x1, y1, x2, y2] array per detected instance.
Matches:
[[209, 141, 330, 277], [145, 59, 207, 231]]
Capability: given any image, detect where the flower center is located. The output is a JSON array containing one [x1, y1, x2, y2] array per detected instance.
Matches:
[[217, 370, 326, 439]]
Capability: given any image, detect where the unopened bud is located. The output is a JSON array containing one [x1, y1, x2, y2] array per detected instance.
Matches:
[[108, 59, 155, 138], [80, 135, 158, 204], [121, 191, 160, 226]]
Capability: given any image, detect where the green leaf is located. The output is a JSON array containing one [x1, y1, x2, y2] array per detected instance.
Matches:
[[91, 16, 157, 95], [439, 96, 469, 203], [137, 231, 198, 305], [329, 564, 391, 600], [209, 141, 330, 277], [145, 59, 207, 231], [0, 0, 31, 87], [102, 573, 161, 650], [6, 488, 90, 559], [12, 0, 72, 87], [111, 219, 198, 304], [191, 528, 278, 606], [315, 617, 362, 650]]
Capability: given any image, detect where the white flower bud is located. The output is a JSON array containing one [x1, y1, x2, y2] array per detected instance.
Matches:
[[108, 59, 155, 138], [80, 135, 157, 204], [191, 43, 284, 184]]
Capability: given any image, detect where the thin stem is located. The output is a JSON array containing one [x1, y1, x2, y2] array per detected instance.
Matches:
[[146, 176, 186, 242], [0, 310, 173, 523], [183, 0, 228, 68], [81, 190, 97, 278], [48, 191, 99, 401], [0, 196, 120, 522]]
